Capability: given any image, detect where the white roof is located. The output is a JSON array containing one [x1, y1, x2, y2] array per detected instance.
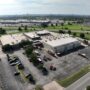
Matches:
[[24, 32, 40, 39], [0, 34, 26, 45], [37, 30, 50, 35], [44, 37, 79, 47]]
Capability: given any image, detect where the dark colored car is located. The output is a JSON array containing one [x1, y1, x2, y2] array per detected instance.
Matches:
[[28, 74, 36, 84], [42, 67, 48, 75], [14, 72, 20, 76], [18, 63, 24, 70]]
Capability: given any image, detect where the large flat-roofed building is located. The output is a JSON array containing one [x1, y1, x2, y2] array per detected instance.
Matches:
[[0, 34, 27, 46], [40, 31, 81, 53], [43, 37, 80, 53], [24, 32, 41, 41], [23, 32, 43, 47], [24, 30, 81, 53], [36, 30, 50, 36], [24, 30, 50, 40]]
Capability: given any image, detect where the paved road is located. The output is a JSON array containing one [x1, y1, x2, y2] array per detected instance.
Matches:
[[65, 72, 90, 90]]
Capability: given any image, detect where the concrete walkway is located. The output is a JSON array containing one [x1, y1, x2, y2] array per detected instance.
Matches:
[[43, 81, 64, 90]]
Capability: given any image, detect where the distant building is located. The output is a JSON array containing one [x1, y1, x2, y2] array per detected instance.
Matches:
[[0, 20, 50, 27]]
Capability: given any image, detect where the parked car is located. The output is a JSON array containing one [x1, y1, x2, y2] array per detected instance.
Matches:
[[18, 63, 24, 70], [42, 67, 48, 75], [43, 56, 48, 62], [10, 61, 20, 66], [28, 74, 36, 84], [47, 57, 52, 61], [9, 59, 18, 64], [14, 72, 20, 76], [34, 50, 40, 56], [50, 65, 56, 71], [56, 52, 61, 56], [37, 58, 43, 64]]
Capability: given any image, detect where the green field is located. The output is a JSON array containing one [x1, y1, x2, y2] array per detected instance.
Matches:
[[71, 32, 90, 40], [61, 24, 90, 30], [1, 24, 90, 40], [2, 24, 90, 31], [57, 65, 90, 87]]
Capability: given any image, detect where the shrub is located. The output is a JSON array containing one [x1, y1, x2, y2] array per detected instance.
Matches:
[[35, 85, 43, 90], [80, 33, 85, 38], [87, 86, 90, 90], [37, 64, 43, 70], [2, 44, 13, 52]]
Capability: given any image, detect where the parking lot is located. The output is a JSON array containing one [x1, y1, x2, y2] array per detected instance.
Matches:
[[0, 46, 90, 90], [12, 47, 90, 89]]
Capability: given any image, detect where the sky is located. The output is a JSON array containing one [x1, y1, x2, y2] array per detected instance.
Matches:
[[0, 0, 90, 15]]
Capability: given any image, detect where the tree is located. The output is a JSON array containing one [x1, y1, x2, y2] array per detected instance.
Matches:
[[61, 23, 64, 26], [68, 30, 71, 34], [41, 22, 48, 28], [30, 53, 38, 65], [35, 85, 43, 90], [19, 40, 32, 48], [51, 23, 54, 27], [2, 44, 13, 52], [0, 28, 6, 34], [61, 23, 64, 29], [87, 86, 90, 90], [24, 25, 28, 31], [25, 46, 33, 56], [73, 32, 77, 36], [56, 23, 58, 26], [59, 30, 65, 34], [80, 33, 85, 38], [68, 22, 72, 25], [18, 27, 22, 32], [81, 27, 83, 30], [64, 27, 68, 30]]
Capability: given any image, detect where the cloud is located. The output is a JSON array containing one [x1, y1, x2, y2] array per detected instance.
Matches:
[[0, 0, 90, 15]]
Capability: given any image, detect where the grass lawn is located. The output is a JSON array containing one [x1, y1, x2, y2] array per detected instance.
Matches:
[[46, 24, 90, 30], [57, 65, 90, 87], [87, 86, 90, 90], [85, 34, 90, 40], [2, 24, 90, 31], [1, 24, 90, 40], [62, 24, 90, 30], [3, 26, 19, 30], [71, 32, 90, 40]]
